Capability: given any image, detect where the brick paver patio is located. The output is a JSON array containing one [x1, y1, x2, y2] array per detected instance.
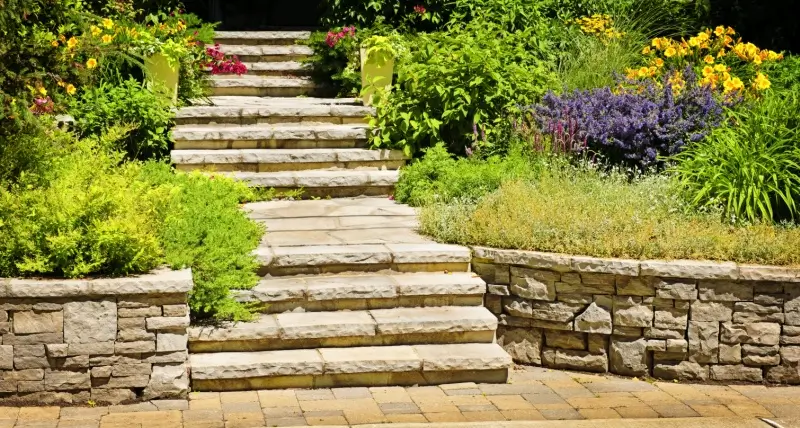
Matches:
[[3, 366, 800, 427]]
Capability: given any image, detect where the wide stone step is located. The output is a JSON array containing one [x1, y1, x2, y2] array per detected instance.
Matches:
[[209, 76, 319, 97], [214, 31, 311, 46], [240, 61, 311, 76], [172, 123, 368, 150], [234, 272, 486, 313], [227, 170, 400, 198], [176, 98, 372, 126], [257, 242, 471, 276], [171, 149, 407, 173], [189, 306, 497, 352], [217, 44, 313, 62], [189, 343, 511, 390]]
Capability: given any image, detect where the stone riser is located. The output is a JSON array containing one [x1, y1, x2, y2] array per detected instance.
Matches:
[[175, 116, 367, 126], [175, 161, 404, 173], [247, 295, 483, 314], [210, 86, 320, 97], [191, 330, 494, 353], [249, 186, 396, 199], [192, 368, 508, 391], [214, 39, 307, 46], [173, 140, 367, 150], [236, 54, 311, 63], [260, 262, 471, 277]]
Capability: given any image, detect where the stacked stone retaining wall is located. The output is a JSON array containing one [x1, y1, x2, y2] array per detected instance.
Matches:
[[474, 247, 800, 383], [0, 269, 192, 404]]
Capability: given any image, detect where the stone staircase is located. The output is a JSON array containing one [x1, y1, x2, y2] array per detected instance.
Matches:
[[176, 32, 512, 391]]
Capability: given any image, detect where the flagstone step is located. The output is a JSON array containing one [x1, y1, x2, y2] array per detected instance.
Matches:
[[209, 76, 320, 97], [244, 197, 415, 220], [257, 242, 472, 276], [233, 272, 486, 313], [172, 149, 406, 172], [189, 343, 511, 390], [240, 61, 311, 76], [214, 31, 311, 46], [172, 123, 368, 150], [188, 306, 497, 352], [226, 170, 399, 198], [175, 98, 371, 125], [217, 44, 314, 62]]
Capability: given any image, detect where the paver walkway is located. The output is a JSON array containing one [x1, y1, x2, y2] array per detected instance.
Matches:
[[5, 366, 800, 427]]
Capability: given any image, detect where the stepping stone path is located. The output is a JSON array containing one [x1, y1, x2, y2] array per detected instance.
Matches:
[[175, 32, 512, 392]]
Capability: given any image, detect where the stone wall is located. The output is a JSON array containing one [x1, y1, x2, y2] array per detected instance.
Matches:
[[473, 247, 800, 383], [0, 269, 193, 404]]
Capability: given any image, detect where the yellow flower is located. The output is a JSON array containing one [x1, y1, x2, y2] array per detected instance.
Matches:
[[704, 55, 715, 64], [726, 26, 736, 35], [688, 37, 700, 47], [697, 32, 710, 42], [59, 34, 66, 42], [702, 66, 715, 77], [642, 46, 652, 55], [664, 47, 676, 58], [723, 76, 744, 93], [37, 86, 47, 96], [57, 81, 65, 87], [637, 66, 650, 78], [717, 49, 726, 58], [753, 73, 770, 91], [625, 68, 637, 80], [86, 58, 98, 69], [714, 63, 727, 72], [50, 40, 59, 47], [653, 58, 665, 68], [767, 50, 783, 61], [66, 37, 78, 49], [102, 34, 113, 44], [714, 26, 726, 37], [752, 55, 762, 65], [91, 25, 102, 36], [65, 84, 76, 95], [102, 18, 114, 29]]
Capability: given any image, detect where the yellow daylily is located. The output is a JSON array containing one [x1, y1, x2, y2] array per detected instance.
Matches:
[[91, 25, 102, 36], [664, 47, 676, 58], [102, 18, 114, 29], [102, 34, 113, 44], [66, 37, 78, 49], [86, 58, 98, 69], [66, 84, 76, 95], [704, 55, 715, 64], [753, 73, 770, 90], [50, 40, 59, 47], [714, 26, 726, 37], [702, 66, 715, 77]]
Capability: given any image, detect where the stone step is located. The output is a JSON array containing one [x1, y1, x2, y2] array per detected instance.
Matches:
[[214, 31, 311, 46], [209, 76, 319, 97], [172, 123, 368, 150], [171, 149, 407, 173], [216, 44, 313, 62], [189, 343, 511, 390], [189, 306, 497, 352], [245, 197, 416, 220], [175, 100, 372, 125], [227, 170, 400, 198], [257, 242, 472, 276], [240, 61, 311, 76], [234, 272, 486, 313]]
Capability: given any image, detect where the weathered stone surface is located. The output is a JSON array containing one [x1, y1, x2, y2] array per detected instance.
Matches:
[[616, 277, 656, 296], [91, 366, 112, 378], [162, 305, 189, 317], [0, 345, 13, 370], [574, 303, 612, 334], [115, 341, 156, 354], [641, 260, 738, 280], [555, 281, 614, 295], [118, 328, 156, 342], [487, 284, 510, 296], [143, 364, 189, 399], [570, 256, 640, 275], [613, 326, 643, 337], [739, 265, 800, 282], [754, 293, 783, 305], [3, 369, 43, 381], [655, 279, 697, 300], [100, 375, 150, 389], [610, 338, 649, 376], [45, 370, 90, 391], [510, 267, 557, 301], [112, 364, 152, 377], [698, 281, 753, 301], [67, 342, 114, 356], [588, 334, 607, 354], [146, 315, 190, 331], [780, 346, 800, 364], [613, 297, 653, 327], [690, 301, 733, 322], [2, 332, 62, 345], [559, 294, 593, 304], [143, 351, 187, 364], [13, 311, 63, 334], [545, 330, 585, 350], [688, 321, 719, 364], [63, 300, 116, 344], [118, 307, 162, 318], [733, 311, 784, 323], [710, 364, 763, 382], [494, 249, 572, 272], [720, 322, 780, 345], [654, 307, 688, 329], [45, 343, 68, 358], [742, 344, 779, 366], [530, 301, 582, 322], [497, 326, 542, 364], [503, 297, 532, 319], [719, 343, 742, 364], [647, 339, 667, 351], [91, 388, 137, 404], [373, 306, 496, 335], [766, 364, 800, 383], [2, 269, 192, 298], [783, 326, 800, 345], [666, 339, 688, 353], [654, 361, 708, 380], [498, 314, 531, 328], [542, 348, 608, 373], [645, 327, 684, 339], [416, 343, 511, 372]]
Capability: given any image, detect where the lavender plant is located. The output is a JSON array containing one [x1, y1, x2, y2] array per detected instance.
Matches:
[[524, 68, 727, 168]]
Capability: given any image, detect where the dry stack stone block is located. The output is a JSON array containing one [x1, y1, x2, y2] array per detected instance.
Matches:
[[474, 246, 800, 383], [0, 269, 193, 404]]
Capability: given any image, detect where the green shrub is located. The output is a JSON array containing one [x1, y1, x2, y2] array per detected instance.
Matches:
[[0, 130, 164, 278], [763, 54, 800, 93], [370, 22, 555, 156], [419, 166, 800, 266], [305, 27, 363, 97], [321, 0, 450, 31], [70, 78, 174, 161], [671, 91, 800, 223], [140, 164, 265, 321]]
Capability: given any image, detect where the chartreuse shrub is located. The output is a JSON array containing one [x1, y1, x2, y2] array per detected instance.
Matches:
[[671, 90, 800, 223], [418, 164, 800, 266]]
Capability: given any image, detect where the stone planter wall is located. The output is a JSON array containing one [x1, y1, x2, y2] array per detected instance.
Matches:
[[0, 269, 193, 404], [473, 246, 800, 383]]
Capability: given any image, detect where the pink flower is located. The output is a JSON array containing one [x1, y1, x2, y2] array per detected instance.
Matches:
[[414, 5, 426, 14]]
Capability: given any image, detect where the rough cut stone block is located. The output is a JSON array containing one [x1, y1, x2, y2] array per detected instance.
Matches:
[[45, 343, 68, 358], [742, 344, 779, 366], [101, 375, 150, 389], [545, 330, 585, 350], [162, 305, 189, 317], [118, 328, 156, 342], [472, 262, 495, 283], [783, 326, 800, 345], [570, 256, 639, 275], [781, 346, 800, 364], [613, 297, 653, 328], [654, 307, 688, 329], [690, 301, 733, 322], [497, 326, 542, 364], [530, 301, 583, 322], [64, 355, 90, 369], [115, 341, 156, 354], [13, 311, 63, 334], [641, 260, 738, 280], [3, 369, 43, 381], [143, 363, 189, 400], [580, 273, 616, 286], [613, 326, 643, 337], [112, 364, 152, 377], [532, 319, 573, 331], [559, 294, 593, 304], [610, 338, 649, 376], [719, 343, 742, 364], [499, 314, 531, 328], [698, 281, 753, 301], [653, 351, 688, 362], [720, 322, 780, 346], [666, 339, 688, 353], [688, 321, 719, 364], [415, 343, 510, 371], [91, 388, 137, 404], [484, 294, 502, 314], [645, 327, 684, 339], [144, 351, 187, 364], [786, 311, 800, 326], [655, 279, 697, 300], [494, 249, 571, 272], [654, 361, 708, 380], [45, 370, 90, 391], [754, 293, 783, 305], [2, 332, 62, 345], [91, 366, 112, 378], [555, 281, 614, 295], [67, 342, 114, 356], [766, 364, 800, 384], [0, 345, 13, 370], [14, 344, 45, 358], [710, 364, 763, 382], [733, 312, 783, 323], [118, 307, 162, 318], [146, 315, 190, 331], [739, 265, 800, 282], [542, 348, 607, 373], [503, 297, 532, 319], [63, 300, 116, 344], [647, 340, 667, 351], [510, 267, 556, 301], [573, 303, 612, 334], [495, 265, 511, 285], [616, 277, 655, 296], [588, 334, 607, 354], [487, 284, 510, 296]]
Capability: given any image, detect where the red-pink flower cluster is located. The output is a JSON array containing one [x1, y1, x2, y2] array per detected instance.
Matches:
[[325, 26, 356, 48], [205, 44, 248, 75], [413, 5, 426, 14], [30, 97, 54, 115]]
